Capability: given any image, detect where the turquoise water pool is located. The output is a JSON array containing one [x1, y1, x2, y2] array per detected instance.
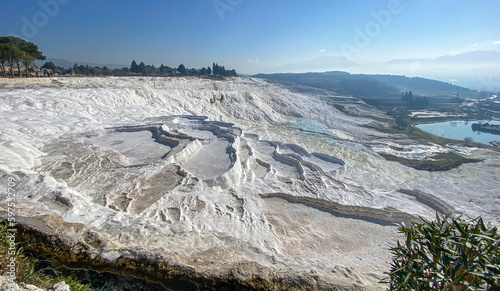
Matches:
[[288, 118, 338, 137], [416, 120, 500, 145]]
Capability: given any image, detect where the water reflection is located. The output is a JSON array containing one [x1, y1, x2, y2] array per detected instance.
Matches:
[[416, 120, 500, 145]]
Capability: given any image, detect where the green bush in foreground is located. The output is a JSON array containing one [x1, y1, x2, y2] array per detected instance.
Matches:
[[386, 213, 500, 290]]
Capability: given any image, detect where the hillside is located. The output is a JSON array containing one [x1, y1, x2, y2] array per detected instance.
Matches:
[[360, 74, 473, 94], [253, 72, 474, 99]]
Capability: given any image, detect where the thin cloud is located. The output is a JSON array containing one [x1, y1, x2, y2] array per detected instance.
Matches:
[[320, 49, 326, 52], [449, 43, 478, 55], [450, 41, 500, 55], [247, 58, 260, 64]]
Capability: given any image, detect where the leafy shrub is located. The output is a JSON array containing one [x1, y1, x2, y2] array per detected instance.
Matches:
[[386, 213, 500, 290]]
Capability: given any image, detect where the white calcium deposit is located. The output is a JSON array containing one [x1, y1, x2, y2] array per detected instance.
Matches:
[[0, 77, 499, 289]]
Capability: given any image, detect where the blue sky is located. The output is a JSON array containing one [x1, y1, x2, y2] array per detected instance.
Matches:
[[1, 0, 499, 74]]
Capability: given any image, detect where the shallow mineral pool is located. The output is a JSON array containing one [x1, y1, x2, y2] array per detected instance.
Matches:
[[416, 120, 500, 145]]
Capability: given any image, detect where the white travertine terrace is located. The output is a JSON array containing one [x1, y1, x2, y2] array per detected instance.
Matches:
[[0, 77, 498, 289]]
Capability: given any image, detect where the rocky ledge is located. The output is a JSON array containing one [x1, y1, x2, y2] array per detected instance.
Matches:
[[7, 215, 363, 291]]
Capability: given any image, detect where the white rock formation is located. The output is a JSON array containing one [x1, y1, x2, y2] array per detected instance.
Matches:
[[0, 77, 498, 289]]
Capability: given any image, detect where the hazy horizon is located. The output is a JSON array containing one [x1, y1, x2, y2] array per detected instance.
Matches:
[[2, 0, 500, 90]]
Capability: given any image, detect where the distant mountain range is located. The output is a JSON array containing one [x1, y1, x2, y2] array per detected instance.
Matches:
[[253, 71, 474, 99], [382, 50, 500, 92], [268, 50, 500, 72], [35, 58, 128, 70], [262, 50, 500, 92], [360, 74, 472, 93], [386, 50, 500, 65], [272, 56, 356, 72]]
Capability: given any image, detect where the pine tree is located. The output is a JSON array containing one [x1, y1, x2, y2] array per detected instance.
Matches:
[[0, 43, 16, 77], [177, 63, 187, 76], [13, 47, 23, 77], [138, 62, 146, 75], [159, 64, 167, 75], [0, 36, 46, 77], [213, 63, 218, 75], [130, 60, 139, 73]]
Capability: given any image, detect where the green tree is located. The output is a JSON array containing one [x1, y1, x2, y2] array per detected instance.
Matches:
[[159, 64, 167, 75], [102, 66, 112, 76], [112, 67, 130, 76], [401, 91, 415, 102], [0, 43, 16, 77], [0, 44, 6, 77], [130, 60, 139, 73], [464, 137, 474, 144], [188, 68, 198, 76], [0, 36, 46, 77], [165, 66, 174, 75], [78, 65, 88, 75], [212, 62, 218, 75], [159, 64, 174, 76], [4, 36, 45, 61], [138, 61, 146, 75], [394, 116, 409, 130], [177, 63, 187, 76], [10, 46, 23, 77], [386, 214, 499, 290], [145, 64, 155, 75], [7, 47, 16, 77], [89, 66, 101, 76], [85, 65, 92, 76], [207, 66, 212, 75], [41, 61, 56, 71], [20, 51, 36, 77]]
